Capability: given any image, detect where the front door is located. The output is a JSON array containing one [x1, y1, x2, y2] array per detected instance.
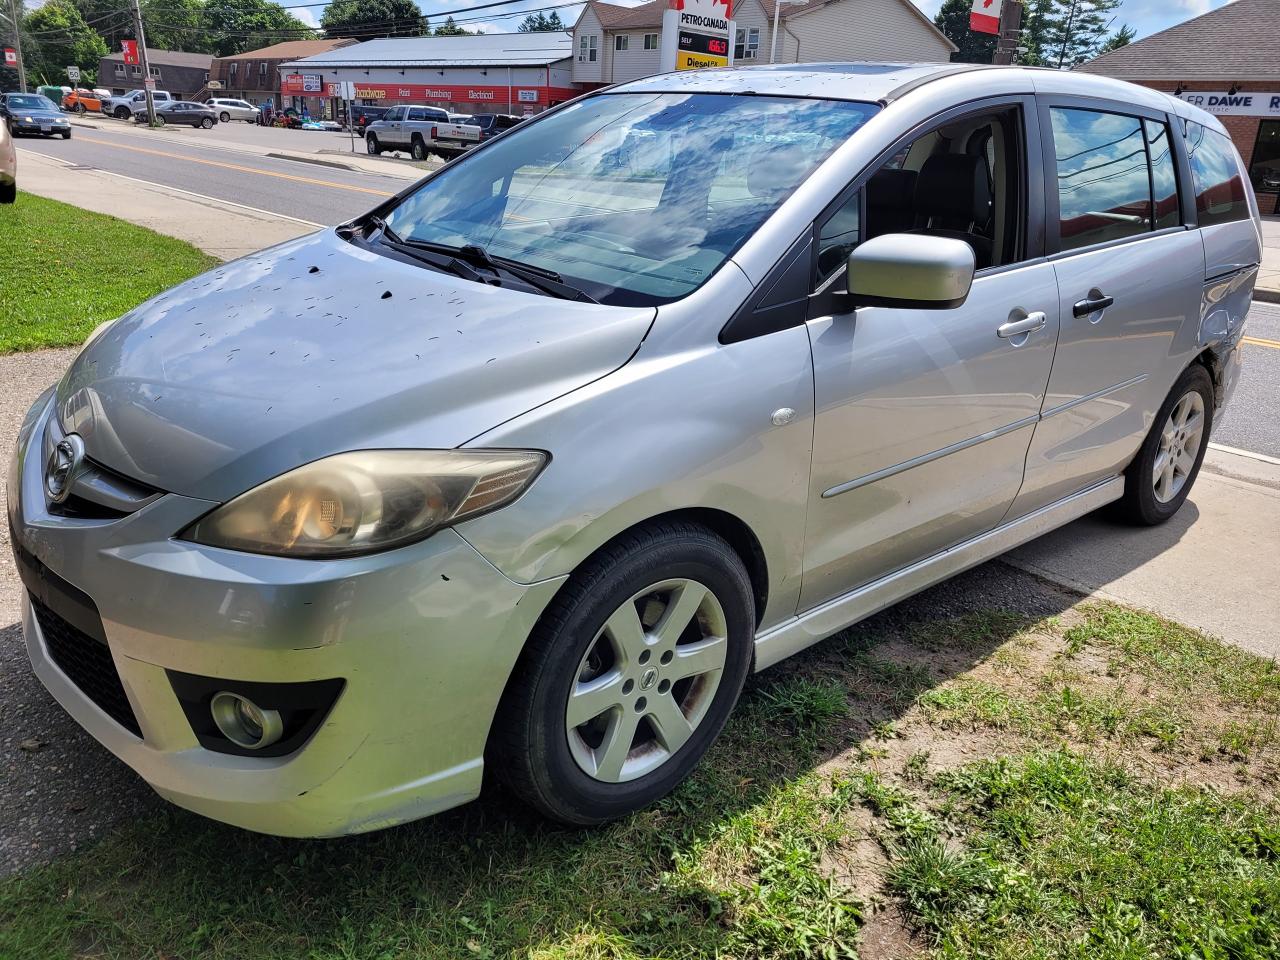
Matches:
[[800, 98, 1060, 609], [1011, 100, 1206, 517]]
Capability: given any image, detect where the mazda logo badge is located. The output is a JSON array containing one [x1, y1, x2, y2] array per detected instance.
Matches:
[[44, 434, 85, 504]]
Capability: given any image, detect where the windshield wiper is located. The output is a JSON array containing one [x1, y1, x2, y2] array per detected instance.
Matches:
[[394, 239, 598, 303]]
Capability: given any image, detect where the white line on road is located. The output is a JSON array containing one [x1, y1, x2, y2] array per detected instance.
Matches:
[[19, 149, 326, 228]]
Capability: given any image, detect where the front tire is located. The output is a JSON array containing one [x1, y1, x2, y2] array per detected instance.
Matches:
[[1116, 364, 1214, 525], [492, 521, 755, 825], [114, 106, 130, 120], [200, 117, 214, 129], [61, 130, 71, 139]]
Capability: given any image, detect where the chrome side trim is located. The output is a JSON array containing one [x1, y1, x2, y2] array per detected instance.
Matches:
[[1039, 375, 1147, 421], [821, 415, 1040, 499], [753, 475, 1124, 671]]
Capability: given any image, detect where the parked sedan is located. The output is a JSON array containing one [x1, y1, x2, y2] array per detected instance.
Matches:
[[0, 93, 71, 138], [0, 119, 15, 203], [135, 101, 218, 129]]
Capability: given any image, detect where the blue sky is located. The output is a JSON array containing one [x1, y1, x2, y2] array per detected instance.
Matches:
[[278, 0, 1236, 40]]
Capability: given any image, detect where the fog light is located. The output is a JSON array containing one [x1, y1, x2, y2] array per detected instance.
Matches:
[[210, 691, 283, 750]]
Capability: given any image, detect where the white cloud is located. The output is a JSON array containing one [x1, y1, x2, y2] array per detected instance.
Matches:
[[288, 5, 321, 29]]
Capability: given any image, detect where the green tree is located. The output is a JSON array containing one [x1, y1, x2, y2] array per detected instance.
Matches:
[[933, 0, 997, 64], [1035, 0, 1122, 69], [71, 0, 132, 49], [203, 0, 312, 57], [1100, 22, 1135, 53], [432, 16, 471, 36], [321, 0, 426, 41], [139, 0, 218, 54], [518, 11, 566, 32], [21, 0, 108, 88]]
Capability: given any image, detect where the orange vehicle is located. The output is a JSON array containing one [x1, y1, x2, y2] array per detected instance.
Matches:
[[62, 88, 107, 114]]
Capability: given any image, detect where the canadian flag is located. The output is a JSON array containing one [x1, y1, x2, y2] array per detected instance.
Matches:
[[3, 48, 16, 67], [969, 0, 1001, 35], [121, 39, 140, 65]]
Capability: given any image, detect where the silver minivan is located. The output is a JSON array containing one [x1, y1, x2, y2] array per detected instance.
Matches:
[[8, 64, 1261, 836]]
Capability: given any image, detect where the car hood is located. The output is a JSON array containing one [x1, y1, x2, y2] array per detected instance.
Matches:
[[56, 229, 655, 502]]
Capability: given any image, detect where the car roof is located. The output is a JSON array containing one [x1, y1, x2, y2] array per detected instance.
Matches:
[[605, 62, 1229, 135]]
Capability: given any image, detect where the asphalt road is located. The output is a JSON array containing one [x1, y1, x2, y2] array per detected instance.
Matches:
[[1215, 299, 1280, 458], [14, 123, 405, 226]]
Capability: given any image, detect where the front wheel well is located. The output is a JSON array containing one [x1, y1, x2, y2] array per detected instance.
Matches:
[[1193, 347, 1225, 408]]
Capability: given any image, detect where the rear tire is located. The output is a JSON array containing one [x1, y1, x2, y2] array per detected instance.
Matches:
[[492, 521, 755, 825], [75, 102, 86, 114], [366, 134, 381, 155], [1116, 364, 1214, 526], [219, 111, 230, 123], [0, 181, 15, 204], [410, 136, 427, 161]]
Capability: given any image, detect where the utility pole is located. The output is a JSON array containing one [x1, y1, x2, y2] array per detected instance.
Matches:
[[127, 0, 156, 126], [993, 0, 1023, 65], [4, 0, 26, 92]]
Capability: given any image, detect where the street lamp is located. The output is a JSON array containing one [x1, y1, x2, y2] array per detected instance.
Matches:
[[769, 0, 807, 64]]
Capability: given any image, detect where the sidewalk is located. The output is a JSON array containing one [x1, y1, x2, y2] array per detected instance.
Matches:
[[1005, 446, 1280, 659], [68, 114, 428, 181], [16, 149, 317, 261], [1258, 214, 1280, 303]]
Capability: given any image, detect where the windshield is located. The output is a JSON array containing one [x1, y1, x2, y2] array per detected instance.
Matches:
[[6, 95, 57, 111], [382, 93, 878, 305]]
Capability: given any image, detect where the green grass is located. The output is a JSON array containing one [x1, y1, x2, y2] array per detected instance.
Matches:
[[3, 602, 1280, 959], [0, 193, 217, 353]]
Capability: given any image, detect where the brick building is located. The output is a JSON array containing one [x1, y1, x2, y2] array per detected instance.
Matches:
[[98, 49, 213, 99], [1077, 0, 1279, 213], [209, 39, 357, 110]]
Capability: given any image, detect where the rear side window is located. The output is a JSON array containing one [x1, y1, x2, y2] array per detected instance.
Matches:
[[1145, 119, 1180, 230], [1185, 121, 1249, 226], [1050, 107, 1153, 252]]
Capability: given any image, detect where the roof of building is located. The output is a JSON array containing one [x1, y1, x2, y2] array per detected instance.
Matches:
[[280, 32, 574, 69], [216, 39, 358, 62], [1077, 0, 1280, 81], [101, 48, 213, 69], [583, 0, 954, 51]]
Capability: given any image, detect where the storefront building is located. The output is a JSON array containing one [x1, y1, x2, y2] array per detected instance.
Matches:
[[279, 33, 579, 119], [209, 39, 356, 112], [1077, 0, 1280, 213]]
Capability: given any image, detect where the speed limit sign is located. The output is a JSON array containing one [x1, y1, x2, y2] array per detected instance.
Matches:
[[67, 65, 81, 82]]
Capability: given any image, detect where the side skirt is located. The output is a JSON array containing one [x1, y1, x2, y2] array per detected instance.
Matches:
[[752, 475, 1124, 671]]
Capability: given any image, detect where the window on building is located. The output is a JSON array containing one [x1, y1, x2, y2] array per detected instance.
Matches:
[[114, 63, 125, 76], [259, 61, 268, 77], [1248, 120, 1280, 196], [734, 27, 760, 60], [1051, 107, 1154, 251], [579, 35, 598, 62], [130, 64, 142, 76], [150, 66, 160, 77], [229, 62, 238, 78], [1185, 120, 1249, 226], [644, 33, 658, 50], [615, 35, 628, 51], [589, 35, 598, 61]]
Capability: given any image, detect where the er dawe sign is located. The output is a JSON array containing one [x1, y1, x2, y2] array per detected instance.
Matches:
[[661, 0, 734, 71]]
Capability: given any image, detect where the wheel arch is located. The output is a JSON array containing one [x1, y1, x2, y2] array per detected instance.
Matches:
[[1192, 345, 1226, 408]]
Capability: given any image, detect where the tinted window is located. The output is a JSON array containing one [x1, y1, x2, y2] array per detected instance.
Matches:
[[408, 107, 428, 121], [1145, 119, 1180, 230], [1051, 107, 1151, 251], [1186, 121, 1249, 226], [816, 193, 859, 286], [384, 93, 878, 305]]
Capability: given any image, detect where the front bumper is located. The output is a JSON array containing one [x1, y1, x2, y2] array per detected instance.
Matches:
[[8, 398, 564, 836], [10, 119, 68, 135]]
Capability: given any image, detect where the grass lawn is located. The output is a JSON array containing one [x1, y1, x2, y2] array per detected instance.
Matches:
[[2, 597, 1279, 959], [0, 193, 218, 354]]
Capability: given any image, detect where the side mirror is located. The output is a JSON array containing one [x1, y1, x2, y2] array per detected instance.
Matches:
[[846, 234, 975, 310]]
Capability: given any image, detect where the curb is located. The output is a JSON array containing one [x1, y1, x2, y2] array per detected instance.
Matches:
[[1255, 287, 1280, 305], [265, 152, 360, 172]]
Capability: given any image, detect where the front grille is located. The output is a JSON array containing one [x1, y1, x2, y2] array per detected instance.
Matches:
[[31, 596, 142, 738]]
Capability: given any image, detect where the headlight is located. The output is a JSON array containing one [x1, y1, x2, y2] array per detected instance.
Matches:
[[21, 116, 33, 123], [181, 449, 546, 558]]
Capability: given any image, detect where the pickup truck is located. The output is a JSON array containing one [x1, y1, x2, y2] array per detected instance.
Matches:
[[103, 89, 172, 120], [364, 105, 481, 161]]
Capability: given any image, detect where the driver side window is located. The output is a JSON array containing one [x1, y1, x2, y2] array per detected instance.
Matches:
[[813, 105, 1026, 294]]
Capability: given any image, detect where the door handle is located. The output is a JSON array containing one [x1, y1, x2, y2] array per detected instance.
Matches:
[[1073, 294, 1114, 318], [997, 311, 1047, 339]]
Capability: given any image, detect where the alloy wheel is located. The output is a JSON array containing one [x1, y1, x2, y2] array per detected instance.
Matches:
[[566, 578, 728, 783], [1153, 390, 1205, 504]]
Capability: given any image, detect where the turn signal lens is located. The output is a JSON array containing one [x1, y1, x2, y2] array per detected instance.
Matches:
[[182, 450, 545, 558]]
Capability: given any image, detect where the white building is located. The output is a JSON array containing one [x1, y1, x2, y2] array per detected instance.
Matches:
[[571, 0, 956, 87], [279, 33, 578, 116]]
